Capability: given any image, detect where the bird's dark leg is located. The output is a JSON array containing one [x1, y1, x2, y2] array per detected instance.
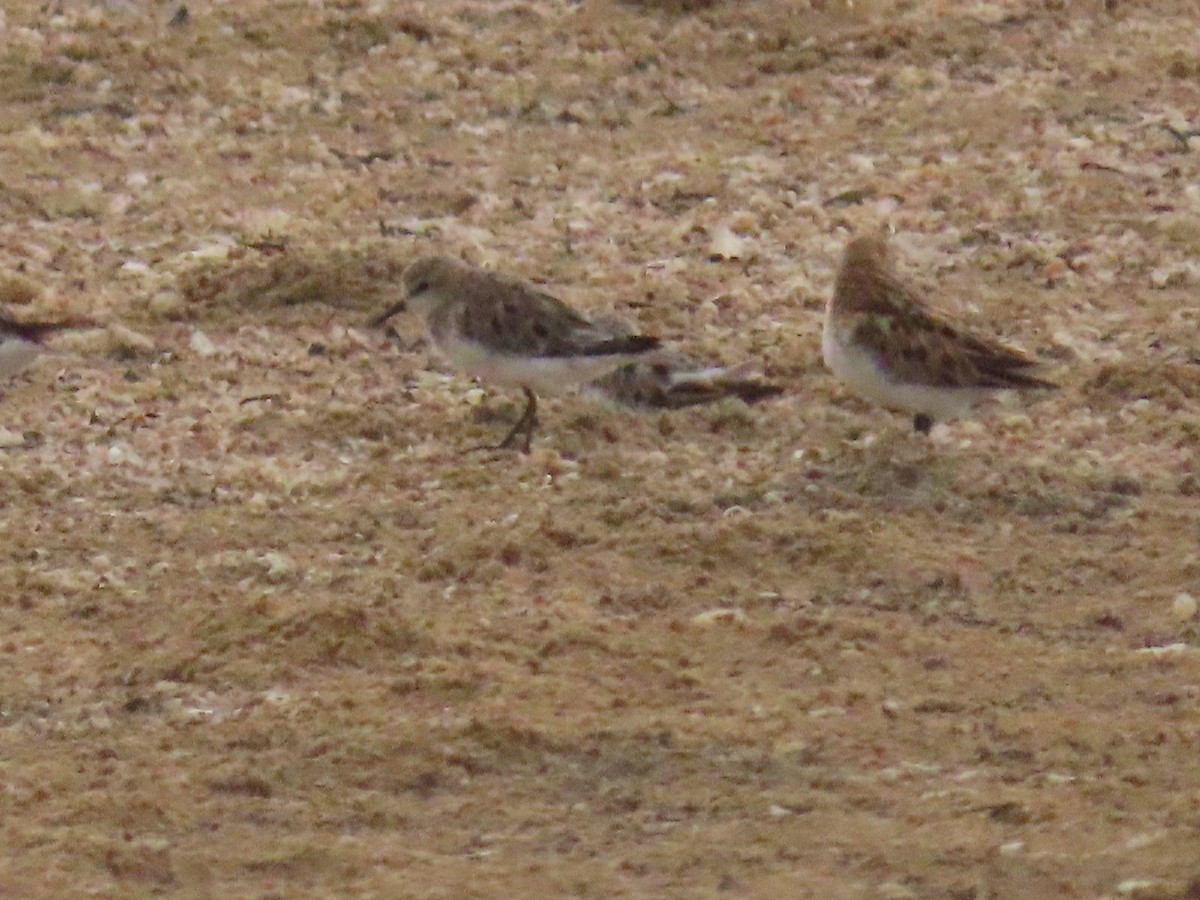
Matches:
[[468, 388, 539, 454], [496, 388, 538, 453], [913, 413, 933, 434]]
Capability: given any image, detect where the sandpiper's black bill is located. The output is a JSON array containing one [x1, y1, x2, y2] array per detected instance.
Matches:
[[368, 299, 408, 328]]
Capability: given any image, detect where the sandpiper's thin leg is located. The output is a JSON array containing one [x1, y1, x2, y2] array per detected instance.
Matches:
[[468, 388, 539, 454], [498, 388, 538, 453]]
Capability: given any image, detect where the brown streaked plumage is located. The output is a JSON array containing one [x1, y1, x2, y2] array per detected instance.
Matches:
[[589, 355, 784, 410], [823, 236, 1056, 433], [582, 311, 782, 410], [371, 255, 662, 452]]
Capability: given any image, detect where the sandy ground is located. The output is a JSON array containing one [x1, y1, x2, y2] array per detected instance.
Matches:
[[2, 0, 1200, 897]]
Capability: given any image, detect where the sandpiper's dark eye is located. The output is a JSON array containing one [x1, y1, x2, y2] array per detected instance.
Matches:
[[411, 280, 430, 294]]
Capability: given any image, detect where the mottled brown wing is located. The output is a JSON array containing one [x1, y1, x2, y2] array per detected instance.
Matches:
[[593, 358, 783, 410], [711, 379, 786, 405], [839, 240, 1055, 390], [454, 269, 658, 358], [851, 306, 1055, 390], [592, 362, 676, 408]]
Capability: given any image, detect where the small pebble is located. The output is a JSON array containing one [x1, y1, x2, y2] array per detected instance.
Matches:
[[190, 329, 218, 357], [691, 608, 749, 627], [1116, 880, 1164, 897], [107, 323, 156, 353], [0, 427, 25, 449], [1136, 643, 1191, 657], [1172, 592, 1197, 622], [728, 210, 759, 233], [708, 225, 746, 261]]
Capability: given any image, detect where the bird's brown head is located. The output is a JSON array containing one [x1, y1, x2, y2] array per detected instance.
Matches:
[[841, 235, 891, 272], [402, 255, 467, 317], [833, 234, 897, 315], [370, 255, 464, 328]]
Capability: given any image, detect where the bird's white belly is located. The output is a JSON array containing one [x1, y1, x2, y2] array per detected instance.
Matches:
[[822, 324, 981, 422], [0, 339, 40, 380], [436, 334, 637, 394]]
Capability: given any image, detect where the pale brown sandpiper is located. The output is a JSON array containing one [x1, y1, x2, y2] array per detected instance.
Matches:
[[370, 256, 662, 452], [823, 236, 1056, 434]]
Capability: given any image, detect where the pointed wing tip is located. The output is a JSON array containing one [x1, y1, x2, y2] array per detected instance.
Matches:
[[589, 334, 660, 356], [976, 341, 1060, 390], [729, 382, 785, 404], [1010, 371, 1059, 391], [626, 335, 661, 353], [966, 356, 1061, 392]]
